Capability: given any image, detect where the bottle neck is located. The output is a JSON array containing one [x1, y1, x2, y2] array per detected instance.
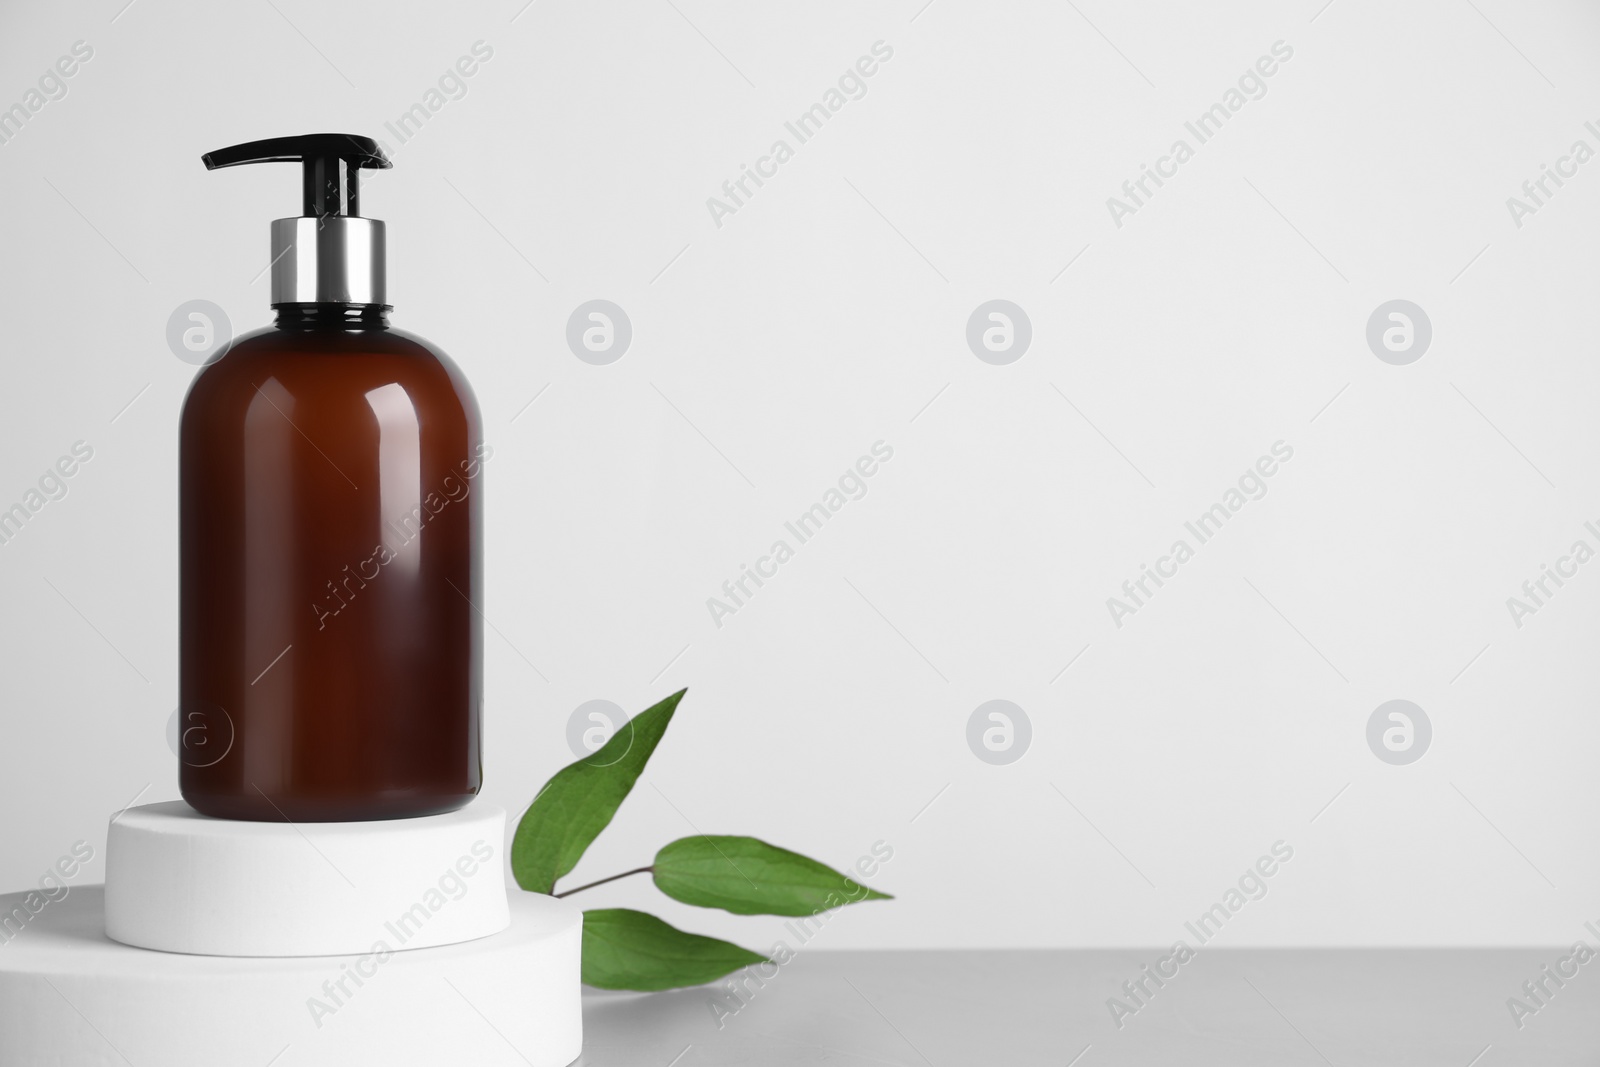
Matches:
[[273, 303, 391, 330]]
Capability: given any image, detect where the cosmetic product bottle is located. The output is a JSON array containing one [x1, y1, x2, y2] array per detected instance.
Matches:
[[179, 134, 482, 821]]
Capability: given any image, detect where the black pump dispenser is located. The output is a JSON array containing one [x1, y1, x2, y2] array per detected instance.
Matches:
[[202, 133, 391, 306], [202, 134, 390, 218]]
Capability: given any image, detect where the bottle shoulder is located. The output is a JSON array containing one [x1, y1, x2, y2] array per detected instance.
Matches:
[[182, 323, 479, 428], [205, 320, 452, 364]]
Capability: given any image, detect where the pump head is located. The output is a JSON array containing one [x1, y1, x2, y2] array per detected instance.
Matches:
[[203, 134, 392, 307]]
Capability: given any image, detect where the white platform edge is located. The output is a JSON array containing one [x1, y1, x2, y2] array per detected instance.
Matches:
[[0, 885, 582, 1067], [105, 800, 512, 957]]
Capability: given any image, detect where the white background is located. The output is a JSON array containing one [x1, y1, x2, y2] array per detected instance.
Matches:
[[2, 0, 1599, 950]]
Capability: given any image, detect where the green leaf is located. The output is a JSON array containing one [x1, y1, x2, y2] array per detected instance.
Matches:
[[581, 908, 765, 991], [512, 689, 685, 894], [652, 835, 893, 916]]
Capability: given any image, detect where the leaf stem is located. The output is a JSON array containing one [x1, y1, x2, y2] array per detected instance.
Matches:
[[553, 866, 654, 899]]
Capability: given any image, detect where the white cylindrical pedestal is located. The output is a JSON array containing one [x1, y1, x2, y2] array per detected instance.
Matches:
[[105, 801, 511, 956], [0, 885, 581, 1066]]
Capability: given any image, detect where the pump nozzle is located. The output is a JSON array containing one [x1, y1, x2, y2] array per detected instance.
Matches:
[[204, 134, 391, 307], [202, 134, 390, 219]]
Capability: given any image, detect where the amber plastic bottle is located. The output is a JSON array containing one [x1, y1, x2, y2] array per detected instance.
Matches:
[[178, 136, 482, 821]]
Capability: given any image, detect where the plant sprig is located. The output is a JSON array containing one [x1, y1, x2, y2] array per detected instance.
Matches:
[[511, 689, 892, 991]]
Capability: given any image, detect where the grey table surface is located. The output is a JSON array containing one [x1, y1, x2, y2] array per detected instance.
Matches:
[[577, 949, 1599, 1066]]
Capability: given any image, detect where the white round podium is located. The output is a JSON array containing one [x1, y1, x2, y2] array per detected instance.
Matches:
[[0, 885, 582, 1066], [106, 801, 512, 956]]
